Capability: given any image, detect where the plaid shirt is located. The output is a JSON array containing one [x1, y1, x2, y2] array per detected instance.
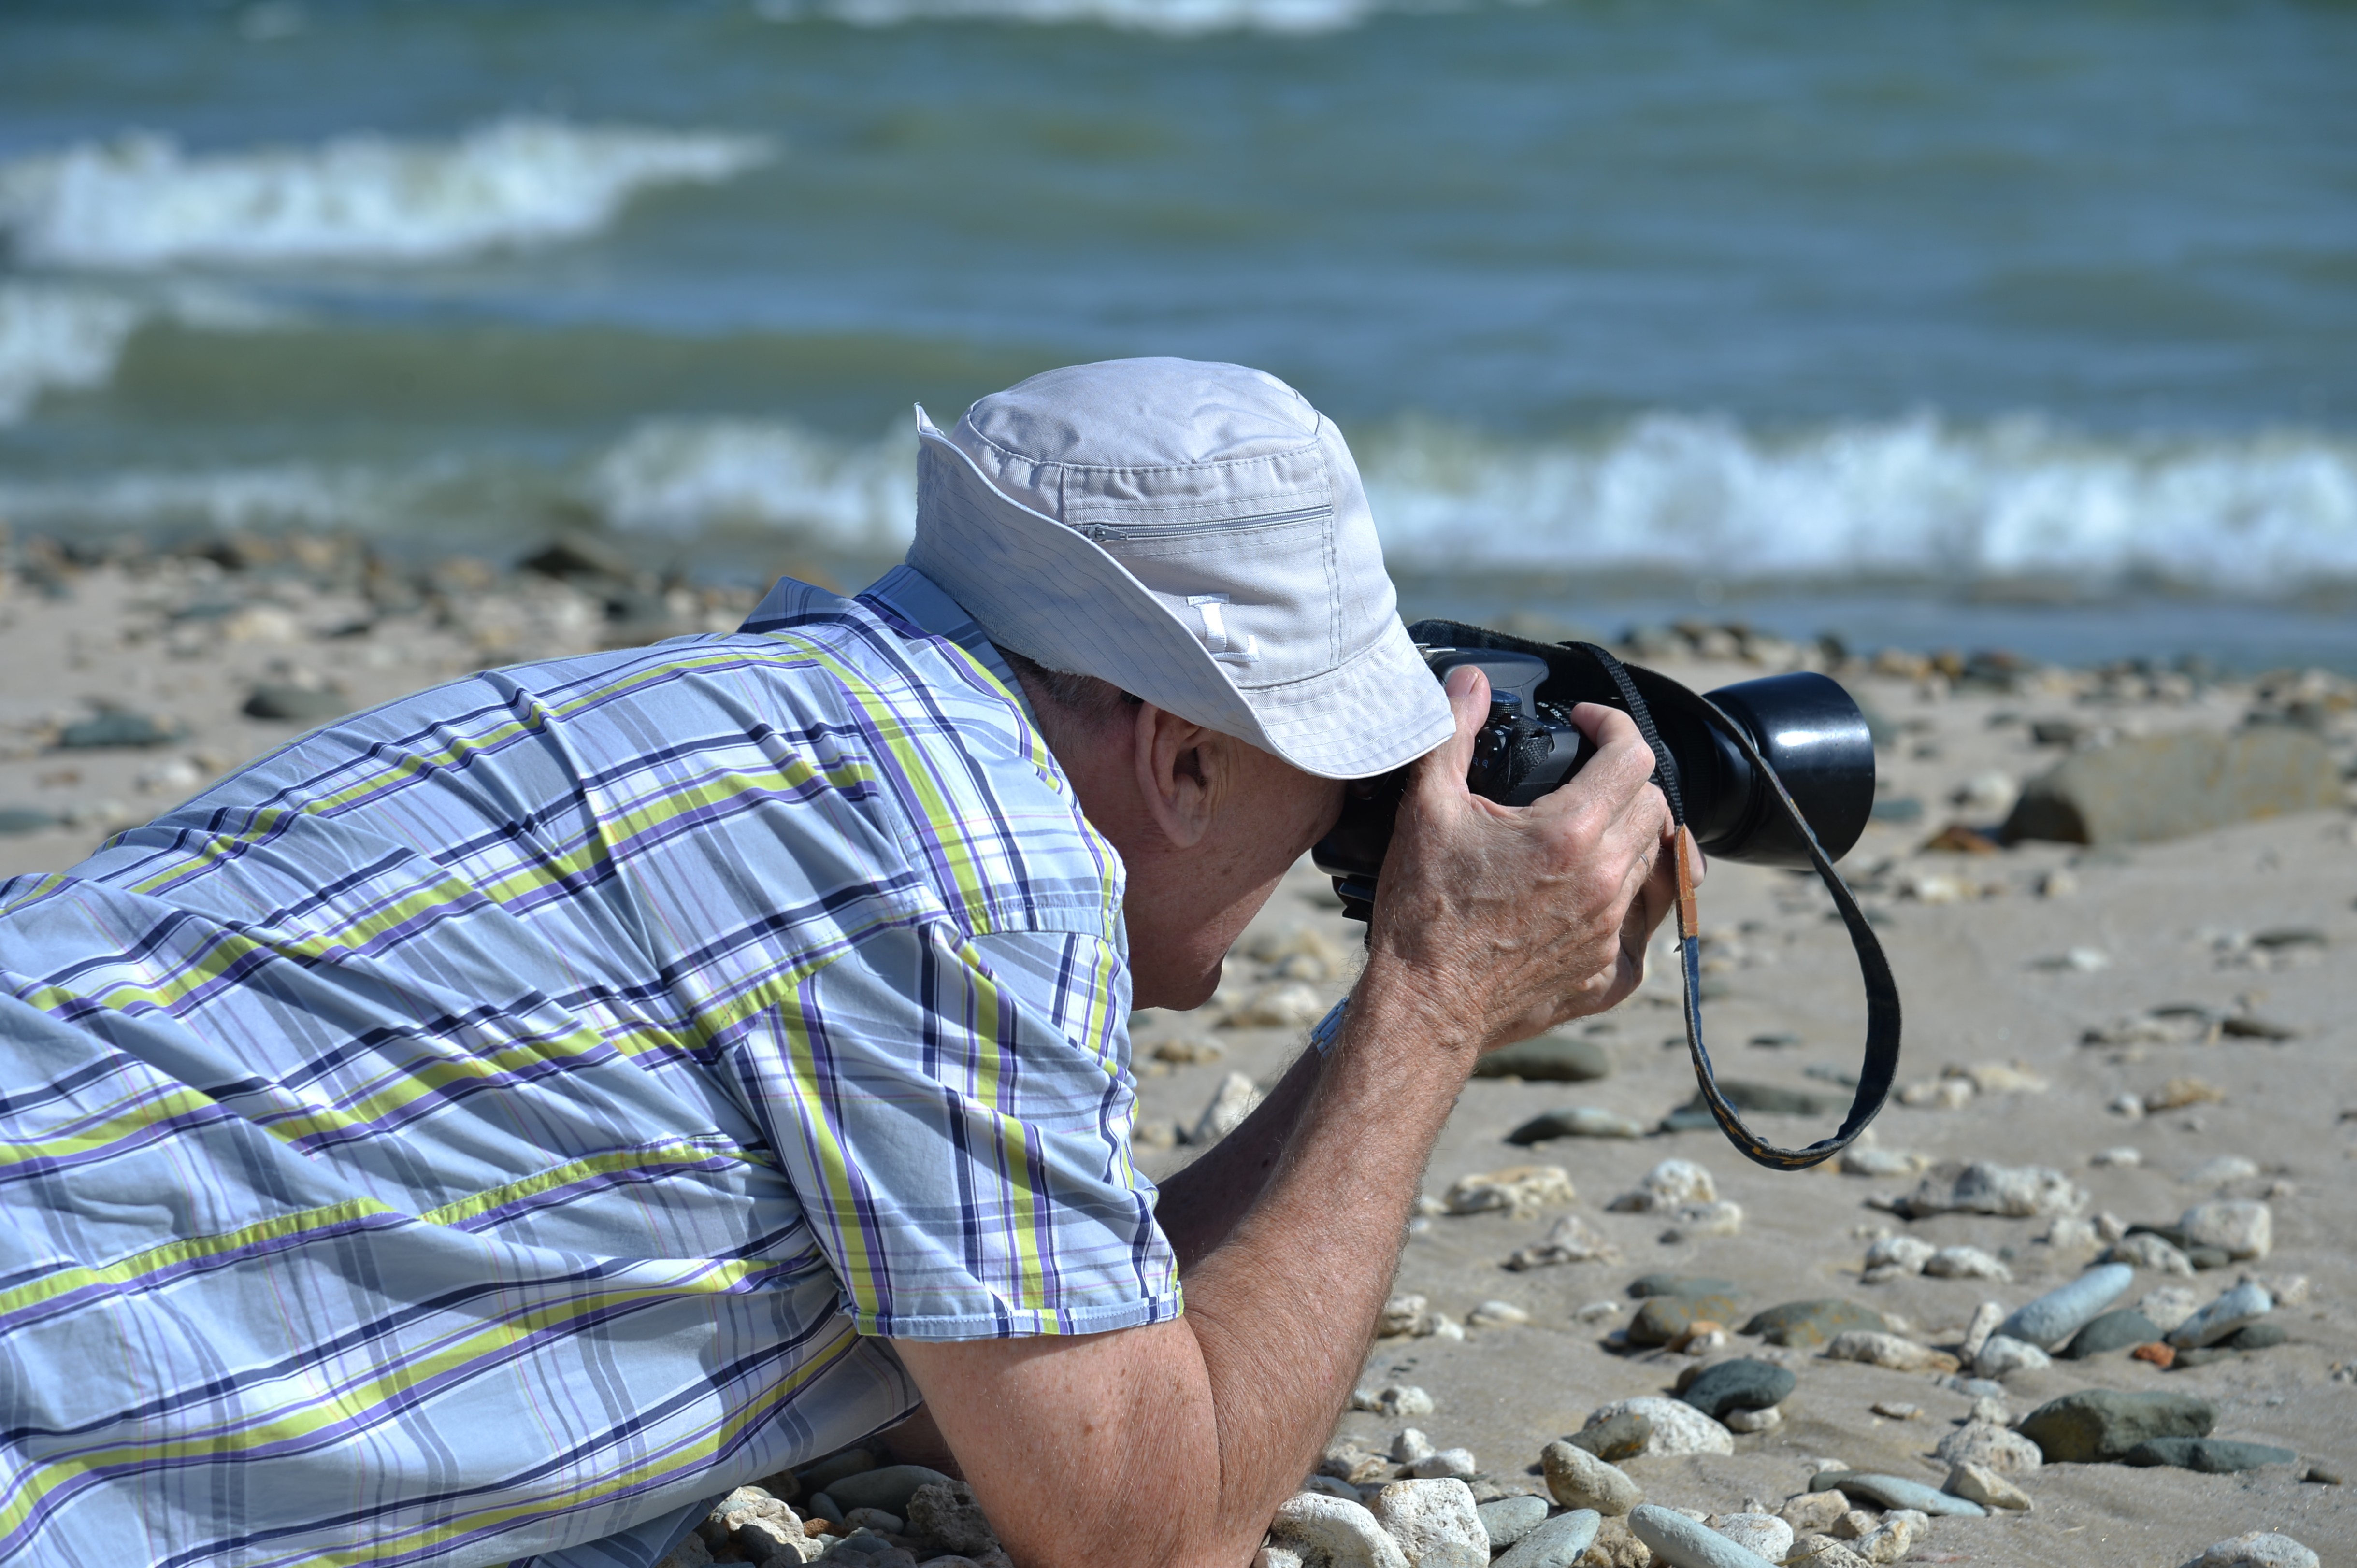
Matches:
[[0, 567, 1178, 1568]]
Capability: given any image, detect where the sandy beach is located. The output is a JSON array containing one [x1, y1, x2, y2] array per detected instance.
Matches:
[[4, 537, 2355, 1568]]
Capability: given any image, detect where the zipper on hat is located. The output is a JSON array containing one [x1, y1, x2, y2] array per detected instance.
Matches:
[[1074, 503, 1331, 543]]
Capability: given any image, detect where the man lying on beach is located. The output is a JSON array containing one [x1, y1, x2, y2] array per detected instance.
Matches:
[[0, 357, 1679, 1568]]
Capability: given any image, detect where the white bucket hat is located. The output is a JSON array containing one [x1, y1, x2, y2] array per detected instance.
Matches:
[[907, 357, 1455, 781]]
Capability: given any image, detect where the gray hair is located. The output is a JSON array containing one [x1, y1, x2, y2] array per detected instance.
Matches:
[[994, 644, 1138, 727]]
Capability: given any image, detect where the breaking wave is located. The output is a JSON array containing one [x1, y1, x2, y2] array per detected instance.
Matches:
[[6, 412, 2353, 597], [0, 279, 288, 423], [753, 0, 1401, 35], [0, 117, 772, 270]]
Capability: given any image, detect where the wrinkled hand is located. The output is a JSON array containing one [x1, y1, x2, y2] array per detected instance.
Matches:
[[1363, 666, 1689, 1055]]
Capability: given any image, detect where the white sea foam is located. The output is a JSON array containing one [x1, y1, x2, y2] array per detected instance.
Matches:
[[0, 118, 771, 270], [756, 0, 1398, 35], [0, 284, 143, 422], [1355, 412, 2357, 593], [587, 419, 918, 552]]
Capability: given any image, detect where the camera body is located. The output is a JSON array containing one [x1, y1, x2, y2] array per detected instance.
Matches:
[[1311, 621, 1877, 919]]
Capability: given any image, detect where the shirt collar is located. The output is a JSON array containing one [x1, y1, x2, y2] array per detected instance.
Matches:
[[860, 564, 1036, 726]]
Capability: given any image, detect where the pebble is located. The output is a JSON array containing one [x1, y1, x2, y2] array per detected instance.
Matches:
[[1391, 1429, 1435, 1464], [2061, 1308, 2162, 1358], [1744, 1300, 1887, 1348], [1371, 1479, 1488, 1568], [57, 710, 182, 749], [1958, 1301, 2004, 1362], [1475, 1495, 1548, 1548], [1712, 1515, 1793, 1562], [1925, 1245, 2011, 1281], [824, 1466, 955, 1517], [1577, 1397, 1734, 1458], [2017, 1389, 2214, 1462], [1509, 1106, 1647, 1143], [1824, 1330, 1960, 1374], [1972, 1334, 2051, 1379], [1445, 1165, 1576, 1218], [1869, 1401, 1919, 1421], [1785, 1533, 1873, 1568], [1810, 1472, 1985, 1518], [1850, 1510, 1928, 1565], [1945, 1462, 2032, 1511], [1678, 1359, 1794, 1422], [1933, 1422, 2043, 1474], [1781, 1493, 1849, 1533], [1608, 1159, 1717, 1213], [1627, 1504, 1779, 1568], [1841, 1145, 1928, 1178], [2181, 1533, 2321, 1568], [2132, 1341, 2177, 1368], [1631, 1293, 1740, 1347], [1267, 1492, 1411, 1568], [1470, 1033, 1613, 1082], [2000, 1262, 2134, 1349], [1490, 1511, 1601, 1568], [1662, 1199, 1745, 1242], [1724, 1406, 1781, 1433], [1191, 1072, 1266, 1143], [243, 682, 352, 724], [1407, 1450, 1478, 1481], [2106, 1232, 2196, 1274], [1893, 1160, 2088, 1219], [1468, 1299, 1530, 1329], [2179, 1199, 2272, 1260], [1354, 1384, 1437, 1418], [2183, 1155, 2260, 1185], [2124, 1438, 2299, 1473], [1258, 1549, 1307, 1568], [2090, 1146, 2142, 1167], [1862, 1235, 1935, 1275], [2166, 1282, 2271, 1349], [2137, 1286, 2201, 1332], [906, 1481, 999, 1557], [1506, 1214, 1622, 1270], [1541, 1441, 1641, 1515], [1632, 1273, 1741, 1299]]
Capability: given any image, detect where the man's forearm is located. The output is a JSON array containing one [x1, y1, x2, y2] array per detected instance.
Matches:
[[1150, 1041, 1324, 1270]]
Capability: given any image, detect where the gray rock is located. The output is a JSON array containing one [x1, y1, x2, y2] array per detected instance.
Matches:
[[824, 1465, 956, 1517], [905, 1481, 997, 1556], [1354, 1384, 1437, 1418], [1627, 1504, 1779, 1568], [1406, 1448, 1477, 1481], [2105, 1232, 2197, 1274], [1678, 1358, 1795, 1421], [1369, 1479, 1488, 1568], [1505, 1214, 1622, 1270], [1724, 1405, 1781, 1433], [1631, 1274, 1741, 1300], [2124, 1438, 2299, 1473], [2002, 727, 2343, 847], [0, 807, 57, 835], [2001, 1263, 2133, 1349], [2060, 1308, 2163, 1358], [1629, 1292, 1740, 1347], [798, 1448, 878, 1495], [1472, 1034, 1612, 1082], [1713, 1515, 1793, 1562], [1925, 1244, 2012, 1281], [1825, 1330, 1959, 1374], [1491, 1511, 1602, 1568], [2180, 1200, 2272, 1260], [2167, 1283, 2271, 1348], [1811, 1472, 1986, 1517], [1267, 1492, 1411, 1568], [1743, 1299, 1887, 1347], [1895, 1161, 2087, 1220], [1933, 1422, 2042, 1474], [1578, 1397, 1733, 1457], [1566, 1412, 1654, 1463], [1541, 1441, 1641, 1515], [2137, 1286, 2201, 1333], [1509, 1106, 1646, 1143], [1660, 1080, 1841, 1129], [2018, 1390, 2213, 1462], [2225, 1321, 2288, 1351], [2180, 1532, 2320, 1568], [243, 684, 352, 724], [57, 711, 182, 749], [1972, 1335, 2051, 1380], [1190, 1071, 1266, 1143], [1958, 1301, 2004, 1363], [1475, 1495, 1548, 1549]]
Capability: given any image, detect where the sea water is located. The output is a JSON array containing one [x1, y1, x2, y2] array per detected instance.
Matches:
[[0, 0, 2351, 668]]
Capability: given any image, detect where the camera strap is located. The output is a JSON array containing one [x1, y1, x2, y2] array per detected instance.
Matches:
[[1566, 642, 1902, 1171]]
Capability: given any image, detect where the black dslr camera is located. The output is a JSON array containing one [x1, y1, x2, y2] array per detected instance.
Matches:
[[1310, 619, 1877, 919], [1308, 619, 1899, 1173]]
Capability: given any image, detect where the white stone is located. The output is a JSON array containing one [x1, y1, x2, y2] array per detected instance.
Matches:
[[1370, 1479, 1489, 1568], [2136, 1287, 2201, 1333], [1945, 1462, 2032, 1511], [1934, 1421, 2042, 1474], [1574, 1299, 1622, 1324], [1380, 1295, 1433, 1338], [1713, 1515, 1793, 1561], [1841, 1146, 1928, 1177], [2090, 1147, 2142, 1167], [1227, 981, 1328, 1028], [1900, 1161, 2087, 1219], [1958, 1301, 2005, 1361], [1257, 1549, 1308, 1568], [1391, 1428, 1435, 1464], [1925, 1245, 2012, 1281], [1353, 1384, 1437, 1418], [2166, 1282, 2271, 1349], [1972, 1335, 2051, 1380], [1445, 1165, 1575, 1218], [1467, 1299, 1530, 1328], [2180, 1199, 2272, 1260], [2181, 1533, 2321, 1568], [2182, 1155, 2259, 1186], [1608, 1158, 1716, 1212], [1863, 1236, 1935, 1274], [1853, 1510, 1928, 1566], [1406, 1449, 1477, 1481], [1823, 1331, 1957, 1374], [1268, 1492, 1411, 1568], [1628, 1504, 1779, 1568], [2105, 1232, 2195, 1274], [1725, 1405, 1781, 1433], [1189, 1072, 1265, 1143], [1505, 1213, 1621, 1270], [1581, 1396, 1735, 1456], [1663, 1200, 1744, 1241]]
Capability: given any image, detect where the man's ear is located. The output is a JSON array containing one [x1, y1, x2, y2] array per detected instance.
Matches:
[[1131, 703, 1218, 851]]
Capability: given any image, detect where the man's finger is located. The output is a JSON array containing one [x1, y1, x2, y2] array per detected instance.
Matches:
[[1406, 667, 1490, 806]]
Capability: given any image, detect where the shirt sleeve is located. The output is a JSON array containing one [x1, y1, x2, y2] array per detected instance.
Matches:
[[729, 915, 1181, 1340]]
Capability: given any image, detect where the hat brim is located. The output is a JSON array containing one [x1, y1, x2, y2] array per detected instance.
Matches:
[[907, 412, 1455, 781]]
